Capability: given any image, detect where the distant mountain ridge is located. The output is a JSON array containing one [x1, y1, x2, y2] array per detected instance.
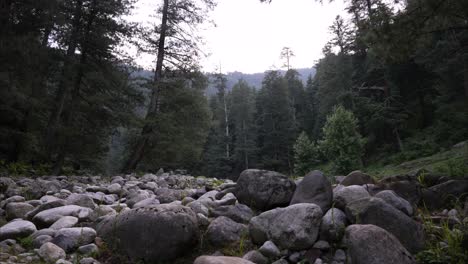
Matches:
[[206, 67, 316, 95]]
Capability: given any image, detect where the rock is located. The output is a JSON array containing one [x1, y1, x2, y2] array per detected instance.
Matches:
[[378, 177, 421, 205], [344, 225, 415, 264], [345, 197, 424, 253], [5, 202, 34, 220], [26, 200, 67, 220], [0, 219, 37, 241], [97, 204, 199, 263], [133, 198, 160, 208], [49, 216, 79, 230], [38, 242, 66, 263], [210, 203, 254, 224], [33, 235, 53, 248], [333, 185, 370, 210], [421, 180, 468, 209], [375, 190, 413, 215], [32, 205, 92, 228], [187, 201, 210, 216], [126, 190, 152, 208], [79, 257, 100, 264], [66, 194, 96, 209], [333, 249, 346, 262], [249, 203, 322, 250], [341, 171, 375, 186], [31, 228, 56, 239], [234, 169, 295, 210], [107, 183, 122, 195], [154, 188, 191, 204], [319, 208, 347, 242], [289, 170, 332, 212], [206, 216, 247, 247], [216, 193, 237, 206], [258, 240, 281, 258], [243, 250, 268, 264], [313, 240, 330, 251], [1, 196, 25, 208], [194, 256, 255, 264], [56, 260, 73, 264], [51, 227, 97, 253], [271, 259, 289, 264], [78, 244, 99, 256]]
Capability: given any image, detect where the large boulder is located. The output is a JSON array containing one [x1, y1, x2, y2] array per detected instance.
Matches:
[[66, 194, 97, 209], [249, 203, 322, 250], [32, 205, 92, 228], [25, 200, 67, 220], [210, 203, 254, 224], [97, 204, 199, 263], [51, 227, 96, 253], [38, 242, 66, 263], [206, 216, 248, 247], [289, 170, 332, 212], [378, 176, 422, 205], [194, 256, 254, 264], [421, 180, 468, 210], [234, 169, 295, 210], [319, 208, 347, 242], [344, 225, 415, 264], [345, 197, 424, 253], [0, 219, 37, 241], [333, 185, 370, 210], [5, 202, 35, 220], [341, 171, 375, 186], [375, 190, 413, 215]]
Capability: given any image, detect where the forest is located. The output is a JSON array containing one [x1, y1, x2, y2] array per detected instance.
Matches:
[[1, 0, 467, 179]]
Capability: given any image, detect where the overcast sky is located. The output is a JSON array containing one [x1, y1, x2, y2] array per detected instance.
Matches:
[[132, 0, 348, 73]]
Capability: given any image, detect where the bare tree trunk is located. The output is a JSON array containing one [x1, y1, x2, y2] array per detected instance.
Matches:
[[122, 0, 170, 173], [223, 93, 230, 158], [45, 0, 83, 158]]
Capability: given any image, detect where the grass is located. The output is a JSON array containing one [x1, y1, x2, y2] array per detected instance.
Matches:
[[364, 144, 468, 179]]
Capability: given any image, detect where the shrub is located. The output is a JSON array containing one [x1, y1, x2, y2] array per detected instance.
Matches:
[[293, 131, 321, 176]]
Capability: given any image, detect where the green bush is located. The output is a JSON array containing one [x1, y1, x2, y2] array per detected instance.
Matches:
[[293, 131, 321, 176], [320, 106, 365, 174]]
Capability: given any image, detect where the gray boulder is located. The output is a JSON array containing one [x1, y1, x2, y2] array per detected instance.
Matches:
[[243, 250, 268, 264], [422, 180, 468, 210], [25, 200, 67, 220], [38, 242, 66, 263], [258, 240, 281, 258], [206, 216, 247, 247], [66, 194, 96, 209], [290, 170, 332, 212], [333, 185, 370, 210], [97, 204, 199, 263], [133, 198, 160, 208], [0, 219, 37, 241], [49, 216, 79, 230], [32, 205, 92, 228], [5, 202, 34, 220], [51, 227, 96, 253], [194, 256, 254, 264], [345, 197, 424, 253], [249, 203, 322, 250], [234, 169, 295, 210], [375, 190, 413, 215], [32, 234, 53, 248], [210, 203, 254, 224], [341, 171, 375, 186], [319, 208, 347, 242], [344, 225, 415, 264]]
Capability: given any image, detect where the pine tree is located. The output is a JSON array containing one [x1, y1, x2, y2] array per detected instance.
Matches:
[[293, 131, 320, 176], [320, 106, 365, 174]]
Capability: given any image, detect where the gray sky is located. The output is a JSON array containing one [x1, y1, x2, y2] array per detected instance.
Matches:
[[132, 0, 348, 73]]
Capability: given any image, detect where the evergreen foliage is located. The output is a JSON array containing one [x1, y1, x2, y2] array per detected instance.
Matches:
[[293, 131, 320, 176]]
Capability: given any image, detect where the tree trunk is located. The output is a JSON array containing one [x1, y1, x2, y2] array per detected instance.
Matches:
[[224, 93, 230, 159], [243, 120, 248, 170], [45, 0, 83, 158], [464, 55, 468, 101], [122, 0, 170, 173], [51, 0, 96, 175]]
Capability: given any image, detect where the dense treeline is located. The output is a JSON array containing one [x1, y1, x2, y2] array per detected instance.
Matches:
[[202, 0, 468, 178], [1, 0, 467, 177]]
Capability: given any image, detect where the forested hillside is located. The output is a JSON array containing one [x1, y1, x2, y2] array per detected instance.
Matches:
[[1, 0, 467, 179]]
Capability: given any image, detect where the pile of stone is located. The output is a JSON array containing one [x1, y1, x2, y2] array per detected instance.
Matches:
[[0, 168, 466, 264]]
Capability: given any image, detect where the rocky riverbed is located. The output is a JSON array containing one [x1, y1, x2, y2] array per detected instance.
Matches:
[[0, 169, 467, 264]]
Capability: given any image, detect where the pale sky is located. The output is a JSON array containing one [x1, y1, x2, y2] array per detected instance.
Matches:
[[131, 0, 348, 73]]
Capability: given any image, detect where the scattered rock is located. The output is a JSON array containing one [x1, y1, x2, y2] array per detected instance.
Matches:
[[258, 240, 281, 258], [206, 216, 247, 247], [32, 205, 92, 228], [49, 216, 79, 230], [333, 185, 370, 210], [234, 169, 295, 210], [97, 204, 199, 263], [243, 250, 268, 264], [290, 170, 332, 212], [344, 225, 415, 264], [319, 208, 347, 242], [194, 256, 255, 264], [341, 171, 375, 186], [0, 219, 37, 241], [5, 202, 34, 220], [51, 227, 97, 253], [345, 197, 424, 253], [375, 190, 413, 215], [38, 242, 66, 263], [210, 203, 254, 224], [249, 203, 322, 250]]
